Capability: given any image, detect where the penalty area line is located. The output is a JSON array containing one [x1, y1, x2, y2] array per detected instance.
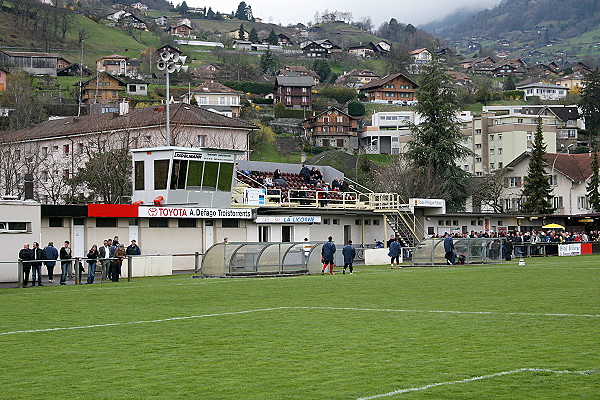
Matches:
[[357, 368, 596, 400]]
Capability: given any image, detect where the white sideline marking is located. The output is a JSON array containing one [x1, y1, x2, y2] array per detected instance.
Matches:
[[356, 368, 594, 399], [0, 306, 598, 336]]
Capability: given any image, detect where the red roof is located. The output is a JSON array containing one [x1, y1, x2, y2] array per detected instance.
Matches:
[[543, 153, 594, 182]]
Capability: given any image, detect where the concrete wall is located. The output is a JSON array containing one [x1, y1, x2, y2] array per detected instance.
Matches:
[[0, 201, 41, 282]]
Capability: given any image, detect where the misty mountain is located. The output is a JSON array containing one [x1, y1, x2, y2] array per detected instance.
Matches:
[[428, 0, 600, 41], [419, 6, 484, 36]]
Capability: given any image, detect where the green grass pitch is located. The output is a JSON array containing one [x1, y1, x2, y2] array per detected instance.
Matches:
[[0, 257, 598, 399]]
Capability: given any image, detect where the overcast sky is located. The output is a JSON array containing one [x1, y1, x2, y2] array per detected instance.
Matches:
[[187, 0, 503, 27]]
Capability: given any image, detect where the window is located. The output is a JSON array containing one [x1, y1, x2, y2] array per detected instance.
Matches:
[[337, 126, 343, 132], [73, 218, 84, 226], [197, 135, 206, 147], [498, 148, 503, 154], [333, 219, 340, 225], [63, 169, 70, 179], [178, 219, 197, 228], [42, 171, 49, 183], [154, 160, 170, 190], [218, 97, 225, 105], [134, 161, 144, 191], [470, 220, 476, 226], [53, 145, 58, 152], [490, 163, 495, 169], [302, 87, 307, 93], [324, 219, 330, 225], [578, 196, 589, 210], [129, 219, 139, 226], [63, 144, 70, 155], [336, 139, 344, 147], [508, 177, 520, 187], [498, 134, 502, 140], [527, 132, 532, 141], [170, 160, 188, 190], [322, 139, 330, 147], [517, 118, 523, 123], [475, 157, 482, 163], [490, 149, 495, 155], [302, 96, 307, 103], [553, 196, 563, 209], [498, 162, 503, 168], [96, 218, 117, 228], [490, 135, 494, 141], [549, 174, 558, 186], [373, 219, 380, 225], [475, 143, 482, 149], [48, 217, 63, 227], [355, 219, 362, 225], [323, 117, 329, 123], [475, 129, 481, 135], [364, 220, 371, 225], [42, 147, 48, 157], [149, 219, 168, 228], [337, 117, 343, 123], [6, 222, 28, 232], [222, 219, 239, 228], [438, 220, 444, 226]]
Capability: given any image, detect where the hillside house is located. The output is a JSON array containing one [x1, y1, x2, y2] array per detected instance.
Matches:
[[191, 64, 221, 80], [335, 69, 381, 90], [359, 73, 418, 105], [182, 81, 243, 118], [408, 48, 432, 73], [275, 75, 314, 109], [167, 23, 193, 37], [303, 107, 361, 151], [301, 40, 341, 58], [229, 29, 250, 40], [517, 82, 568, 101], [277, 66, 320, 85], [348, 42, 386, 58], [80, 72, 125, 104], [154, 16, 169, 26]]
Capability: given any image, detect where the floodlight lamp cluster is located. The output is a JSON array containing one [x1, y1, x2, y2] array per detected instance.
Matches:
[[157, 51, 188, 73]]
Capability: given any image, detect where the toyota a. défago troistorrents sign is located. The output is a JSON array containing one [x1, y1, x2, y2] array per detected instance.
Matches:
[[139, 206, 253, 219]]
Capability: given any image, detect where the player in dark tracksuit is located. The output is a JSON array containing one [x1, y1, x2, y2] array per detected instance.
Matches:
[[342, 240, 356, 274], [321, 236, 336, 275]]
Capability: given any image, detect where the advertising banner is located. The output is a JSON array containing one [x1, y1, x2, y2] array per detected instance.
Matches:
[[558, 243, 581, 256]]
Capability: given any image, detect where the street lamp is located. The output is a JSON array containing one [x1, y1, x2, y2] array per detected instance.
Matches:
[[157, 50, 188, 146]]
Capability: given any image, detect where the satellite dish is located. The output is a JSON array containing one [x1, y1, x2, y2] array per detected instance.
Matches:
[[160, 51, 171, 61], [157, 61, 166, 70]]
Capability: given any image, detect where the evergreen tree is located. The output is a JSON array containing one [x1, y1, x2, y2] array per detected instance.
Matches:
[[178, 1, 188, 15], [404, 59, 472, 211], [259, 48, 275, 74], [587, 151, 600, 211], [580, 68, 600, 148], [312, 59, 330, 82], [520, 118, 554, 214], [504, 74, 516, 90], [235, 1, 248, 20], [249, 27, 258, 43], [206, 7, 215, 19], [267, 29, 278, 45], [238, 24, 245, 40]]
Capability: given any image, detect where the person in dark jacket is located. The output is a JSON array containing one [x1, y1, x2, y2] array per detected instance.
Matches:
[[342, 240, 356, 274], [443, 233, 455, 265], [59, 241, 72, 285], [300, 164, 312, 184], [321, 236, 336, 275], [86, 245, 99, 284], [43, 242, 58, 283], [31, 242, 45, 286], [18, 243, 34, 287], [388, 238, 401, 269], [126, 240, 141, 256]]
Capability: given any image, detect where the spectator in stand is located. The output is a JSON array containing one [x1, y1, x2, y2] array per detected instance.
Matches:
[[111, 244, 126, 282], [273, 169, 287, 187], [313, 168, 323, 181], [264, 175, 274, 188], [113, 236, 120, 247], [43, 242, 58, 283], [339, 179, 349, 192], [300, 164, 312, 184], [18, 243, 34, 287], [332, 177, 341, 191]]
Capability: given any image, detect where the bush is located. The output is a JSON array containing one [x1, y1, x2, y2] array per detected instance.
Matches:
[[253, 98, 274, 104], [273, 103, 312, 119], [348, 101, 365, 116], [224, 81, 274, 95], [502, 90, 525, 100], [318, 85, 358, 105]]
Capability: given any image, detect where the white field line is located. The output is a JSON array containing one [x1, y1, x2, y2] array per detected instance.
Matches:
[[357, 368, 595, 400], [0, 306, 598, 337]]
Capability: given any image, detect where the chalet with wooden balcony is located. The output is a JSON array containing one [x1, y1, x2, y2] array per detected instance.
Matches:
[[359, 73, 418, 105], [275, 75, 314, 109], [303, 107, 361, 151]]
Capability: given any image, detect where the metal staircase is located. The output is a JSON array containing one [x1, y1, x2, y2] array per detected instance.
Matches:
[[383, 211, 419, 247]]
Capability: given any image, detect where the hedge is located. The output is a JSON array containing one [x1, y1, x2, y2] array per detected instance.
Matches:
[[224, 81, 274, 95], [274, 104, 312, 119], [253, 98, 274, 104]]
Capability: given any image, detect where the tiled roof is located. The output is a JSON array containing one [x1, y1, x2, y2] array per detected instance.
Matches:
[[191, 81, 243, 94], [543, 153, 594, 182], [359, 73, 418, 91], [275, 75, 314, 87], [1, 104, 256, 143]]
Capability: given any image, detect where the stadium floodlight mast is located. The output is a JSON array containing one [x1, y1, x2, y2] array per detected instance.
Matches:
[[156, 50, 188, 146]]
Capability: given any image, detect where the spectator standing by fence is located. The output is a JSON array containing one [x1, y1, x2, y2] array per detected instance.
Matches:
[[86, 245, 99, 284], [43, 242, 58, 283], [126, 240, 141, 256], [31, 242, 44, 286], [99, 240, 111, 282], [111, 244, 126, 282], [59, 241, 72, 286], [18, 243, 34, 287]]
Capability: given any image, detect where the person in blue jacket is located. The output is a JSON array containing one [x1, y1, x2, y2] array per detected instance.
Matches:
[[342, 240, 356, 274], [43, 242, 58, 283], [443, 232, 455, 265], [388, 237, 401, 269], [321, 236, 336, 275]]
